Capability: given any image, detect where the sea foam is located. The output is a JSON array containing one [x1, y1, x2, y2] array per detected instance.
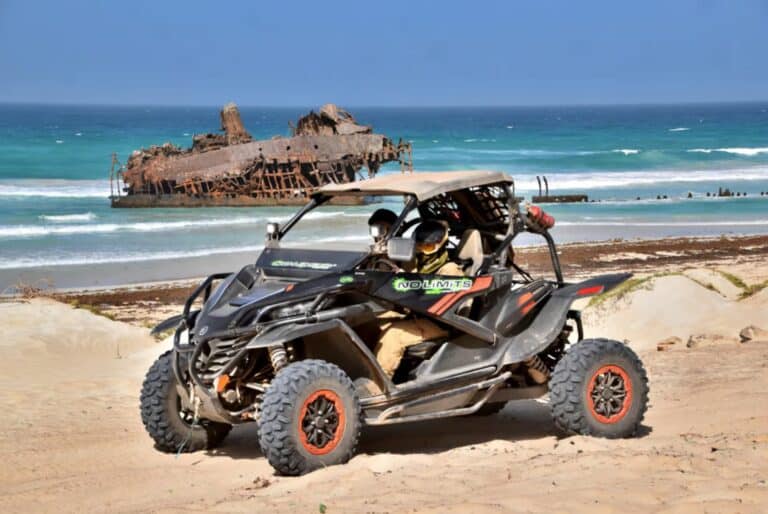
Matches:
[[0, 211, 368, 239], [38, 212, 97, 222], [688, 147, 768, 156], [0, 235, 371, 269], [557, 219, 768, 227], [514, 167, 768, 190], [0, 180, 110, 198]]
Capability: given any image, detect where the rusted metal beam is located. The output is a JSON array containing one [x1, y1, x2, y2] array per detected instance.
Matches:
[[111, 103, 412, 208]]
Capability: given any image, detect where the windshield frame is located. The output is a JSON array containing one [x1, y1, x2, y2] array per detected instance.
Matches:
[[272, 194, 418, 247]]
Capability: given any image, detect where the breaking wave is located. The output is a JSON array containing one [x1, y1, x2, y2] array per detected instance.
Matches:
[[38, 212, 97, 222], [557, 219, 768, 227], [0, 235, 371, 269], [426, 147, 645, 157], [687, 147, 768, 156], [514, 167, 768, 190], [0, 245, 264, 269], [668, 127, 690, 132], [0, 211, 369, 239], [0, 180, 110, 198]]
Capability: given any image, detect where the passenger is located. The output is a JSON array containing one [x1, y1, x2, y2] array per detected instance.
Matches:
[[367, 208, 398, 243], [374, 219, 465, 377]]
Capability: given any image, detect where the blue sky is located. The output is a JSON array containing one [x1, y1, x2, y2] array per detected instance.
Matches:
[[1, 0, 767, 106]]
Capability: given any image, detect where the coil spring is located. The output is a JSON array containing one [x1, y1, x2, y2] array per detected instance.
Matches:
[[268, 345, 288, 372], [524, 355, 550, 384]]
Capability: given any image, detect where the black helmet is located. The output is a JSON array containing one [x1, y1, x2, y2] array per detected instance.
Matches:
[[413, 219, 449, 255], [368, 208, 398, 226], [368, 208, 398, 241]]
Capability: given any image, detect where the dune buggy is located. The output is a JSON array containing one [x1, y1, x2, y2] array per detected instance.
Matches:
[[141, 170, 648, 475]]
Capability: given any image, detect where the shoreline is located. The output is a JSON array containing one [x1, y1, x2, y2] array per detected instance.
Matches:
[[3, 233, 763, 327], [3, 232, 765, 293]]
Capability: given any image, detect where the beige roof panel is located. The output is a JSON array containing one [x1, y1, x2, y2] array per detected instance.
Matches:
[[316, 170, 513, 201]]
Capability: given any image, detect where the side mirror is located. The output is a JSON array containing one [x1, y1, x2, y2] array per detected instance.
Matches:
[[265, 222, 280, 241], [387, 237, 415, 262]]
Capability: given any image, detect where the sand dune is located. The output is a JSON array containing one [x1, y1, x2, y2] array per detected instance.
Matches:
[[584, 273, 768, 349], [1, 270, 767, 513]]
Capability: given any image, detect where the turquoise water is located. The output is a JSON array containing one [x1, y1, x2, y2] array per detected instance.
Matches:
[[1, 103, 767, 270]]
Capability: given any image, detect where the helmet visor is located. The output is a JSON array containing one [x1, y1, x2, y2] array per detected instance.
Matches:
[[415, 240, 442, 255], [369, 223, 387, 239]]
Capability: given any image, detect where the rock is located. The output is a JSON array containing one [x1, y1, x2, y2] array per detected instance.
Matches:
[[657, 336, 682, 351], [739, 325, 768, 343], [686, 334, 739, 348]]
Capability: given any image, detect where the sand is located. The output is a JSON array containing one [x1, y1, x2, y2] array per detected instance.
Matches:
[[1, 264, 767, 513]]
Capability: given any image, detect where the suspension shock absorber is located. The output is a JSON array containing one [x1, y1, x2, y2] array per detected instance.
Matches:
[[268, 344, 288, 372], [524, 355, 550, 384]]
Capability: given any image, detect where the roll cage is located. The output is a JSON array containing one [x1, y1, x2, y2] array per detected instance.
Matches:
[[271, 178, 564, 285]]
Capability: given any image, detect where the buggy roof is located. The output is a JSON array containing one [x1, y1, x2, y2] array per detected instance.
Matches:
[[315, 170, 513, 201]]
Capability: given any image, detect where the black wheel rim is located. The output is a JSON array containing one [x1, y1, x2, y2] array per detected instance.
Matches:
[[589, 366, 630, 421], [300, 393, 341, 450]]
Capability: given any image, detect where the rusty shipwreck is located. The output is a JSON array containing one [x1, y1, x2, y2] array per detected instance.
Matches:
[[109, 104, 412, 207]]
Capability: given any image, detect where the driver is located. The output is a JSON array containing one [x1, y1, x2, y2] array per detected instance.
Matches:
[[367, 208, 398, 243], [374, 219, 465, 377], [412, 219, 463, 276]]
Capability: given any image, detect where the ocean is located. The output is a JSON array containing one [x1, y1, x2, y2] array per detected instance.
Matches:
[[1, 103, 767, 280]]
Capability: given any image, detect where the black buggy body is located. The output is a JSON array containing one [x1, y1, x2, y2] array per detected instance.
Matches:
[[141, 170, 648, 475]]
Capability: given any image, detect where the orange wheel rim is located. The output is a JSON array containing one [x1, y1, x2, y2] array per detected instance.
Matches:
[[587, 365, 633, 424], [298, 389, 345, 455]]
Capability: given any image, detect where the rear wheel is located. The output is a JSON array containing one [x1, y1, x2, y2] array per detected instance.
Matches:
[[259, 360, 361, 476], [549, 339, 648, 438], [140, 350, 231, 452]]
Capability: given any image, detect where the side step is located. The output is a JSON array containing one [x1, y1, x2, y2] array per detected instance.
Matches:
[[365, 372, 512, 426]]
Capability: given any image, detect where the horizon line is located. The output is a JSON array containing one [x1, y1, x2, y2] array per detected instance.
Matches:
[[1, 99, 767, 110]]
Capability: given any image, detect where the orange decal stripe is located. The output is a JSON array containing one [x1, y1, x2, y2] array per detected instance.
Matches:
[[521, 300, 536, 315], [578, 285, 604, 296], [517, 292, 534, 306], [427, 292, 457, 315], [431, 276, 493, 316]]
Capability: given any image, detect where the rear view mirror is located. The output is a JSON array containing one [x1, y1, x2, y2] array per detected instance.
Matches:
[[387, 237, 415, 262]]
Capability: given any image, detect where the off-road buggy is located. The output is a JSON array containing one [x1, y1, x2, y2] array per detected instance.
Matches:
[[141, 170, 648, 475]]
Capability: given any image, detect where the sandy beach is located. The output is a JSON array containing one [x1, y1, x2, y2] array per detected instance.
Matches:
[[0, 235, 766, 513], [2, 1, 768, 511]]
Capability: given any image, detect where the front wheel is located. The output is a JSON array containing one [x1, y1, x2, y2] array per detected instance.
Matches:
[[549, 339, 648, 438], [259, 360, 362, 476], [140, 350, 231, 452]]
